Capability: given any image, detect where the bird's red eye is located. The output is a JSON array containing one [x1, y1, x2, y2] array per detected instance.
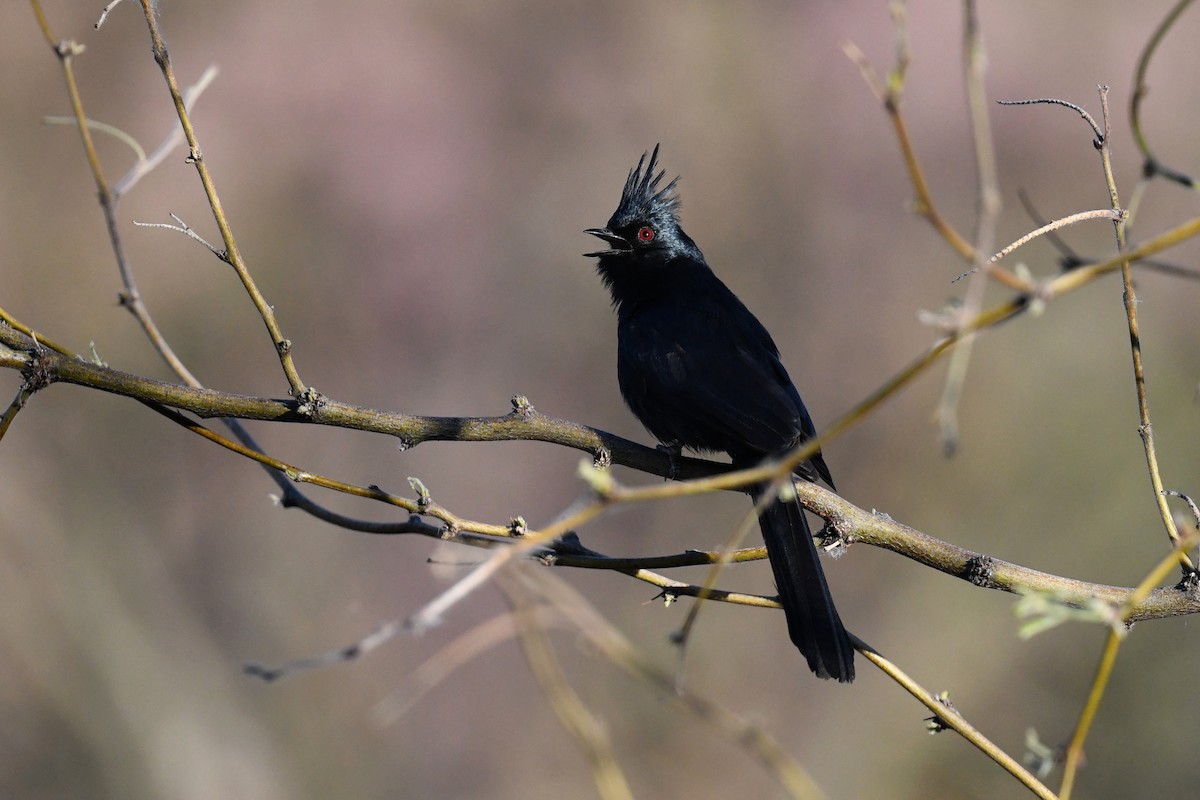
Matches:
[[637, 226, 655, 243]]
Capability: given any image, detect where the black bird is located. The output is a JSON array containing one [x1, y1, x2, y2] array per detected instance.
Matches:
[[584, 146, 854, 682]]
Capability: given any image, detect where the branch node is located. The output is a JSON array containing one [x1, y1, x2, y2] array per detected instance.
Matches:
[[20, 338, 54, 395], [54, 39, 85, 59], [924, 690, 957, 734], [817, 520, 850, 557], [1177, 568, 1199, 595], [963, 555, 995, 587], [294, 387, 323, 418], [510, 394, 535, 418]]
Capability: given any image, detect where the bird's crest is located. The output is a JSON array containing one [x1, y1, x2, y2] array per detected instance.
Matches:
[[612, 144, 680, 227]]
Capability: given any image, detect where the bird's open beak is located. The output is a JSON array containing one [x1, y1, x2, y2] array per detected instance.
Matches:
[[583, 228, 632, 258]]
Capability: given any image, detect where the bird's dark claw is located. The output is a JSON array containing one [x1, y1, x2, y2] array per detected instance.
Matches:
[[657, 441, 683, 480]]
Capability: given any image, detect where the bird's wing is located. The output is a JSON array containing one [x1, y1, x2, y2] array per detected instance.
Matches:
[[620, 290, 825, 480]]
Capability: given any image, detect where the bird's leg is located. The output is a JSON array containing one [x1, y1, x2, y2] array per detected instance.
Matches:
[[657, 440, 683, 481]]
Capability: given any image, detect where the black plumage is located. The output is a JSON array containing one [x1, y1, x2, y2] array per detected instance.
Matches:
[[585, 146, 854, 682]]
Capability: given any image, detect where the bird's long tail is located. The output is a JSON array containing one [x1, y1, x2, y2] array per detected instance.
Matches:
[[752, 485, 855, 682]]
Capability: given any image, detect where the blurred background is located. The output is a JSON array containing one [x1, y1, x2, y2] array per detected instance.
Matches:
[[2, 1, 1199, 797]]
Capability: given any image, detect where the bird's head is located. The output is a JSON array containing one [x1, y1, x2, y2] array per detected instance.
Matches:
[[584, 145, 702, 278]]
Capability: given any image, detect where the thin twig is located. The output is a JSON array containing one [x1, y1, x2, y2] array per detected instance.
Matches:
[[134, 213, 224, 257], [1013, 189, 1200, 281], [28, 0, 208, 395], [952, 209, 1123, 283], [990, 209, 1110, 267], [841, 5, 982, 268], [1130, 0, 1198, 188], [670, 480, 781, 685], [0, 308, 74, 357], [1059, 530, 1199, 800], [41, 115, 146, 162], [136, 0, 307, 398], [371, 612, 528, 723], [997, 98, 1104, 144], [243, 621, 401, 683], [511, 568, 828, 800], [95, 0, 126, 29], [114, 64, 219, 199], [1057, 83, 1188, 800], [992, 86, 1189, 567], [1164, 490, 1200, 530], [859, 641, 1057, 799], [0, 379, 24, 440], [501, 574, 635, 800], [937, 0, 1003, 456], [1097, 87, 1187, 560]]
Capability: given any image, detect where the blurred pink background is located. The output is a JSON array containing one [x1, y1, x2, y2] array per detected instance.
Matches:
[[2, 2, 1199, 798]]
